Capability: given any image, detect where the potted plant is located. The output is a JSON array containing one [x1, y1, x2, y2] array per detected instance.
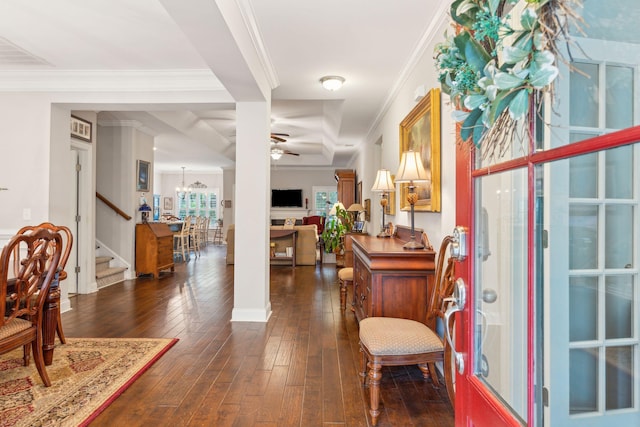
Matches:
[[321, 203, 353, 256]]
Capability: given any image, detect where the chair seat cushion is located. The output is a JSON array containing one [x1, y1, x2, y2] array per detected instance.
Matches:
[[360, 317, 443, 356], [0, 317, 32, 340], [338, 267, 353, 281]]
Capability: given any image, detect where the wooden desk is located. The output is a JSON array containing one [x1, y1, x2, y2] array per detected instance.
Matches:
[[270, 229, 297, 267], [135, 223, 175, 277], [350, 233, 436, 323]]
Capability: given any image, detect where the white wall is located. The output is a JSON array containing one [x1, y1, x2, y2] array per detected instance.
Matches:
[[96, 123, 154, 273], [158, 170, 223, 216], [270, 167, 336, 219], [359, 14, 456, 247]]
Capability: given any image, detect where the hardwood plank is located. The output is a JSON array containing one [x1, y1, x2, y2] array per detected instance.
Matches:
[[61, 245, 453, 426]]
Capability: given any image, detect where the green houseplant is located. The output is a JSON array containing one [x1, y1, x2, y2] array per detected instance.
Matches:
[[321, 203, 353, 254]]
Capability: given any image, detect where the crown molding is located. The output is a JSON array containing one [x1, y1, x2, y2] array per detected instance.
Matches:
[[0, 69, 224, 92], [235, 0, 279, 89], [365, 4, 450, 143]]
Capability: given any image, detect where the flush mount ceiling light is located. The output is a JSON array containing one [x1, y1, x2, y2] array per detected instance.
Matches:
[[320, 75, 345, 91]]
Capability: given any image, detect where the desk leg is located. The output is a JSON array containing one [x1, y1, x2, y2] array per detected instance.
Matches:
[[42, 286, 60, 366]]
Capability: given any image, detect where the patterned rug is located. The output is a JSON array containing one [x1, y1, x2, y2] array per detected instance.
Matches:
[[0, 337, 178, 427]]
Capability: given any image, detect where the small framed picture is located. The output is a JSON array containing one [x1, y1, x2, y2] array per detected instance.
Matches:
[[70, 115, 92, 142], [354, 221, 364, 232], [136, 160, 150, 192], [163, 197, 173, 211]]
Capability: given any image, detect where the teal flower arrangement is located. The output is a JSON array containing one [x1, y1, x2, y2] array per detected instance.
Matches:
[[435, 0, 580, 158]]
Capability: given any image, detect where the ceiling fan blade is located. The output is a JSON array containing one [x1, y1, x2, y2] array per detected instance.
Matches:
[[270, 135, 286, 143], [270, 132, 290, 137], [284, 150, 300, 156]]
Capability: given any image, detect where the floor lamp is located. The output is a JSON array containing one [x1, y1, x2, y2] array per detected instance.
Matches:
[[395, 150, 428, 249], [371, 169, 395, 237]]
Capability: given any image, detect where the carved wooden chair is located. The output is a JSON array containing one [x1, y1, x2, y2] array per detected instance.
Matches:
[[1, 228, 62, 387], [14, 222, 73, 344], [359, 235, 456, 425]]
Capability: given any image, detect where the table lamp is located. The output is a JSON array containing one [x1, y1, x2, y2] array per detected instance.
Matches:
[[395, 150, 428, 249], [371, 169, 395, 238]]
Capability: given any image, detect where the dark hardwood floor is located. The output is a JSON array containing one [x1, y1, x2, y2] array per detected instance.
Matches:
[[62, 245, 454, 426]]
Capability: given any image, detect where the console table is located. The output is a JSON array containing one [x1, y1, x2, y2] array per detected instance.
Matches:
[[270, 229, 297, 267], [350, 232, 435, 323]]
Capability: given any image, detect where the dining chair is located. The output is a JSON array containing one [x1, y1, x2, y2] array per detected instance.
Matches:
[[173, 217, 190, 262], [14, 222, 73, 344], [199, 216, 210, 247], [358, 235, 456, 425], [1, 227, 62, 387], [188, 216, 200, 258]]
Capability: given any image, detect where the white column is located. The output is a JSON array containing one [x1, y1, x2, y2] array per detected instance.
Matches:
[[231, 101, 271, 322]]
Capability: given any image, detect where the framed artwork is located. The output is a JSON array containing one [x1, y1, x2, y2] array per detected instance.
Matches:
[[283, 217, 296, 229], [364, 198, 371, 222], [136, 160, 150, 192], [70, 115, 92, 142], [385, 174, 396, 216], [163, 197, 174, 211], [357, 181, 362, 204], [399, 88, 441, 212]]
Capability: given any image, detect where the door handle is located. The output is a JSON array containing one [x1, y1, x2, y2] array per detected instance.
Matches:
[[444, 277, 466, 374]]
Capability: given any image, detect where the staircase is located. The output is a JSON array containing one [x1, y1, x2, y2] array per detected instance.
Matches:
[[96, 256, 127, 288]]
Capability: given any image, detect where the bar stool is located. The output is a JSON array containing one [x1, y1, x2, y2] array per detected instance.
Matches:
[[338, 267, 353, 311]]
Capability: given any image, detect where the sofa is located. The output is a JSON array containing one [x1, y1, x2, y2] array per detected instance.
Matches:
[[225, 223, 319, 265]]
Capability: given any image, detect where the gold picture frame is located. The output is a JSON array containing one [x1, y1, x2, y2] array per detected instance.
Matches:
[[364, 198, 371, 222], [399, 88, 441, 212], [385, 174, 396, 216]]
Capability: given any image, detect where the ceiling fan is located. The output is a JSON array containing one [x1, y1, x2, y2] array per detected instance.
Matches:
[[270, 133, 300, 158]]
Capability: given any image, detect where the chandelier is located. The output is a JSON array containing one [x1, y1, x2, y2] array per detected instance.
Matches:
[[176, 166, 192, 194]]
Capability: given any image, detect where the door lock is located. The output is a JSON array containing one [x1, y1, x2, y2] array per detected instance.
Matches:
[[444, 277, 467, 374], [450, 226, 469, 261]]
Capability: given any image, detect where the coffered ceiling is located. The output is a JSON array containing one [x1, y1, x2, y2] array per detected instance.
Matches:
[[0, 0, 446, 172]]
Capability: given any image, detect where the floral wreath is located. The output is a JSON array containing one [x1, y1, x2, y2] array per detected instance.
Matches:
[[435, 0, 581, 158]]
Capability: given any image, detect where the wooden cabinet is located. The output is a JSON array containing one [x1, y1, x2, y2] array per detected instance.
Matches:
[[350, 234, 435, 323], [135, 222, 175, 278], [335, 169, 356, 207]]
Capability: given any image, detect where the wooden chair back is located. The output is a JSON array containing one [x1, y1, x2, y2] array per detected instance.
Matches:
[[426, 235, 456, 330], [1, 228, 62, 325], [14, 222, 73, 282]]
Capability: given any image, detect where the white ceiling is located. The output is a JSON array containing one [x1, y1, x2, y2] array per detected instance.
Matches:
[[0, 0, 445, 172]]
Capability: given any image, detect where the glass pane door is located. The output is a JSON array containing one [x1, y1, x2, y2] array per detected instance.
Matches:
[[474, 168, 529, 423], [541, 144, 639, 426]]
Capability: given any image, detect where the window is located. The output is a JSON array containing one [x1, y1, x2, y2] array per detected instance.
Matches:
[[177, 189, 219, 221], [312, 186, 338, 217]]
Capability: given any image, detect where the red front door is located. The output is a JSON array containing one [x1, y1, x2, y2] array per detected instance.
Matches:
[[453, 138, 530, 426]]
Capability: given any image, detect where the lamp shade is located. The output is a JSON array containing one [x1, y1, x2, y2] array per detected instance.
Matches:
[[371, 169, 395, 192], [395, 150, 428, 182], [347, 203, 364, 212], [329, 202, 346, 216]]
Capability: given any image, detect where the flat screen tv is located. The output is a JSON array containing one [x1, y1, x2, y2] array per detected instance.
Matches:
[[271, 189, 303, 208]]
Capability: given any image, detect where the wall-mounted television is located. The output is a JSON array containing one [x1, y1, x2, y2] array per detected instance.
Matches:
[[271, 189, 303, 208]]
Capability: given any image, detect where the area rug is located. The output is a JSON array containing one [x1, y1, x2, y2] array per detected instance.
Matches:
[[0, 337, 178, 427]]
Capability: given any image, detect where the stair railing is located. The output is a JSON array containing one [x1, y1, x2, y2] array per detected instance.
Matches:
[[96, 192, 132, 221]]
